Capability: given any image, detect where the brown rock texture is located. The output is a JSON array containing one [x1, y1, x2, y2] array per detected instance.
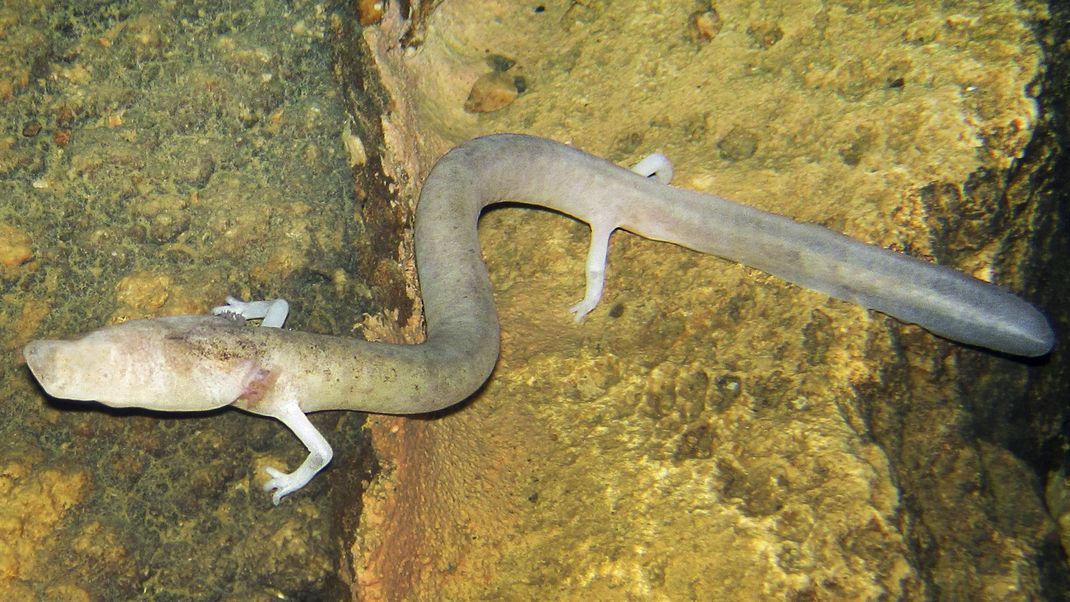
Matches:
[[347, 0, 1065, 599]]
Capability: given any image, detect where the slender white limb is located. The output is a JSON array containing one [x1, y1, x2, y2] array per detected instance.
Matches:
[[212, 296, 290, 328], [569, 220, 616, 322], [262, 401, 333, 505], [567, 152, 674, 321], [631, 152, 673, 184]]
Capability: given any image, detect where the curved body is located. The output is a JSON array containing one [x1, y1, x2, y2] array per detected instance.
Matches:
[[23, 134, 1055, 502]]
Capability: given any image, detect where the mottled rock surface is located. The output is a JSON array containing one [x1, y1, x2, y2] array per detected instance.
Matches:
[[349, 1, 1065, 599]]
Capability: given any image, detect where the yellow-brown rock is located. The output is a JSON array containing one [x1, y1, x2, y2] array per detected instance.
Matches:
[[352, 0, 1057, 598], [0, 223, 32, 269], [463, 71, 518, 113], [0, 452, 90, 596]]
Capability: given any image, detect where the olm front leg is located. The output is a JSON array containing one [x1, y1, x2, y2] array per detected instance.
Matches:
[[262, 401, 334, 505], [211, 296, 332, 504], [212, 296, 290, 328]]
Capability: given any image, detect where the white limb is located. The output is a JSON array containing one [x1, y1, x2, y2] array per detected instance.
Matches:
[[569, 220, 616, 322], [212, 296, 290, 328], [566, 152, 673, 321], [262, 401, 333, 505], [631, 152, 673, 184]]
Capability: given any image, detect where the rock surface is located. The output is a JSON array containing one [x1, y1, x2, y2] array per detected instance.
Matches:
[[349, 0, 1064, 599]]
